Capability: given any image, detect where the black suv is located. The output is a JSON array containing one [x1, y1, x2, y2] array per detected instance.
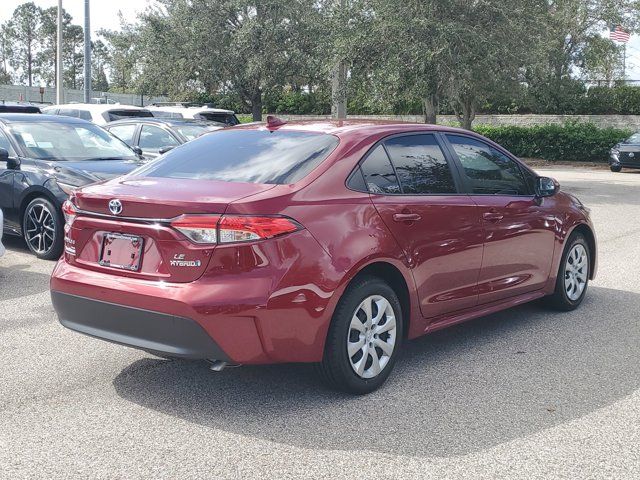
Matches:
[[0, 113, 145, 259]]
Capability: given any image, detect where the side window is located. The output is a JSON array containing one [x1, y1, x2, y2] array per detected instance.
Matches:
[[78, 110, 93, 121], [446, 135, 529, 195], [139, 125, 179, 151], [383, 134, 457, 194], [359, 145, 401, 194], [57, 108, 77, 118], [0, 129, 16, 157], [108, 124, 138, 147]]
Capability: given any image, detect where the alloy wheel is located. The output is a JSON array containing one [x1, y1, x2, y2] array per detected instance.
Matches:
[[564, 244, 588, 301], [347, 295, 397, 379], [25, 203, 56, 255]]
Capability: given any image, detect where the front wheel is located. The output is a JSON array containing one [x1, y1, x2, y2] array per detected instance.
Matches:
[[318, 276, 403, 394], [544, 232, 590, 311], [610, 165, 622, 172], [22, 197, 64, 260]]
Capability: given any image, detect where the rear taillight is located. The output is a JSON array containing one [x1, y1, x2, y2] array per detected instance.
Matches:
[[218, 216, 300, 243], [170, 215, 301, 245], [62, 200, 77, 226], [171, 215, 220, 244]]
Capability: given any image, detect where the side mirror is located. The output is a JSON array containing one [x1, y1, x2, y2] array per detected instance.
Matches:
[[159, 146, 175, 155], [132, 146, 143, 156], [0, 148, 20, 169], [535, 176, 559, 198]]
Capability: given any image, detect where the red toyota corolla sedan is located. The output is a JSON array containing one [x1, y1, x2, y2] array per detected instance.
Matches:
[[50, 119, 596, 394]]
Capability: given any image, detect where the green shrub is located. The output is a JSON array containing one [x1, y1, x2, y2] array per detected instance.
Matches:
[[474, 122, 632, 162]]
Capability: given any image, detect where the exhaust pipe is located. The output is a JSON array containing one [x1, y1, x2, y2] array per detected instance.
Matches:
[[207, 360, 241, 372]]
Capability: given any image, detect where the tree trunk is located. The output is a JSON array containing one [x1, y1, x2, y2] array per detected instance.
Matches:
[[422, 94, 438, 124], [455, 95, 476, 130], [331, 60, 347, 119], [251, 91, 263, 121]]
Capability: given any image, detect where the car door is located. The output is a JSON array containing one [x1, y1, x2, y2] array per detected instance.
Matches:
[[0, 127, 19, 230], [138, 125, 180, 159], [444, 134, 556, 304], [359, 133, 484, 319]]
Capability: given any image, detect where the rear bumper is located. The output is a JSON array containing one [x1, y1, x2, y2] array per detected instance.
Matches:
[[52, 291, 231, 360]]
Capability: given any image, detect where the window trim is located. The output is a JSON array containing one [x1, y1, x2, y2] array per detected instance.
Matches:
[[441, 132, 535, 197], [346, 131, 466, 196]]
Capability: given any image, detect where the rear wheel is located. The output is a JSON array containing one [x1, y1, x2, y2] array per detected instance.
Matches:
[[545, 232, 590, 311], [318, 276, 403, 394], [610, 165, 622, 172], [22, 197, 64, 260]]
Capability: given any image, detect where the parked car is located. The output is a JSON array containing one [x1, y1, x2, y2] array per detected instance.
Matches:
[[41, 104, 153, 125], [51, 119, 597, 394], [0, 208, 5, 258], [609, 132, 640, 172], [0, 102, 42, 114], [105, 118, 224, 159], [0, 113, 145, 259], [146, 103, 240, 126]]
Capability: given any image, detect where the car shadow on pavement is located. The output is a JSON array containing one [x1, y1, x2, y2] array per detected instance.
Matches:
[[113, 286, 639, 458]]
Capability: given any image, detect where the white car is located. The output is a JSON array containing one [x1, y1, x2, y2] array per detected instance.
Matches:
[[41, 104, 154, 126], [146, 103, 240, 126], [0, 208, 5, 258]]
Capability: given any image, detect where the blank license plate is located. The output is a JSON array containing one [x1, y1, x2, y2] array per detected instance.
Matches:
[[99, 233, 144, 271]]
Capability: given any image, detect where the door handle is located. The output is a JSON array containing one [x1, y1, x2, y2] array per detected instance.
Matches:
[[483, 211, 504, 222], [393, 213, 422, 222]]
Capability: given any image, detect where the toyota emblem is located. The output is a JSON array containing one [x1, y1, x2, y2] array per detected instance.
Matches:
[[108, 199, 123, 215]]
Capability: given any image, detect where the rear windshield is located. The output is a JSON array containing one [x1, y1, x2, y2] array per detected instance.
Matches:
[[136, 129, 339, 184], [104, 109, 154, 122], [194, 112, 240, 125]]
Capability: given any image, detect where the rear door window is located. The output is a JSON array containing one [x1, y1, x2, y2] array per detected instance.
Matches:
[[139, 125, 180, 152], [136, 129, 339, 184], [359, 145, 401, 194], [383, 134, 456, 194]]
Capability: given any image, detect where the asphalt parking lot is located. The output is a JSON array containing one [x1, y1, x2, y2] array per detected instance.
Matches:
[[1, 167, 639, 479]]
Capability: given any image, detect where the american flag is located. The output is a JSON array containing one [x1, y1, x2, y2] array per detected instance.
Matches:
[[610, 25, 631, 43]]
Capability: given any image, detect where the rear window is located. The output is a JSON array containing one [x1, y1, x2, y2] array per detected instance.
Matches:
[[194, 112, 240, 125], [104, 109, 154, 122], [136, 129, 339, 184]]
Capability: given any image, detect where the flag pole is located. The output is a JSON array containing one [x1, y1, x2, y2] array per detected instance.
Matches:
[[56, 0, 63, 104], [623, 43, 627, 82]]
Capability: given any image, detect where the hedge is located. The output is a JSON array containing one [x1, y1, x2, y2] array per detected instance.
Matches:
[[473, 123, 632, 162]]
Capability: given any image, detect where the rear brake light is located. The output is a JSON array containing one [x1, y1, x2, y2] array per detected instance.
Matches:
[[62, 200, 77, 225], [218, 216, 301, 243], [170, 215, 220, 244], [170, 214, 301, 245]]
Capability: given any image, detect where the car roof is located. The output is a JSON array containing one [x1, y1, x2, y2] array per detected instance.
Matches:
[[230, 119, 473, 138], [44, 103, 150, 113], [0, 113, 92, 124], [106, 117, 223, 127], [146, 105, 235, 115]]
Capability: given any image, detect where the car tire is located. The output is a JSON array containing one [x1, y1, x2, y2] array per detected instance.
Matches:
[[22, 197, 64, 260], [318, 276, 403, 394], [610, 165, 622, 172], [544, 232, 590, 311]]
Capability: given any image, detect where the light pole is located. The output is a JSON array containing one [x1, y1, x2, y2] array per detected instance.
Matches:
[[83, 0, 91, 103], [56, 0, 63, 104]]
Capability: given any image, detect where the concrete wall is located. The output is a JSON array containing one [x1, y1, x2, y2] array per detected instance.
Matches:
[[0, 84, 167, 107], [268, 113, 640, 130]]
